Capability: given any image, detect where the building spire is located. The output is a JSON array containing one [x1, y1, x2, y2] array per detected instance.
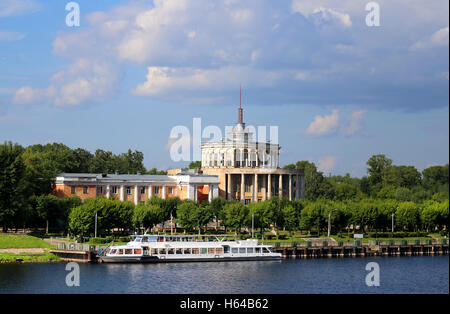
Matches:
[[238, 85, 243, 124]]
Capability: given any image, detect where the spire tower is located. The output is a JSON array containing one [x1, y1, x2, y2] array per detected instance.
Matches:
[[238, 85, 243, 124]]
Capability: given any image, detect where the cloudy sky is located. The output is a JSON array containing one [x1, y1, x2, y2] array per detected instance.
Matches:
[[0, 0, 448, 176]]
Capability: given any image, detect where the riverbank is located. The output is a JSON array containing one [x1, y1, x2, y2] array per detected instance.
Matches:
[[0, 234, 59, 263]]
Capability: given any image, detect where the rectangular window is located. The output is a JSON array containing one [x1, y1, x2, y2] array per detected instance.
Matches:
[[192, 248, 199, 255], [140, 186, 146, 194], [97, 186, 103, 194], [159, 248, 166, 255], [126, 187, 132, 195], [125, 249, 132, 255], [183, 248, 191, 254], [201, 248, 208, 254], [208, 248, 215, 254], [247, 248, 254, 253], [71, 186, 76, 194], [239, 248, 246, 254], [154, 186, 160, 194], [134, 249, 142, 255], [112, 186, 118, 194], [216, 248, 223, 254], [255, 247, 261, 253], [168, 187, 173, 194], [232, 248, 238, 254], [176, 248, 182, 255], [168, 248, 174, 255], [151, 248, 158, 255], [83, 186, 89, 194]]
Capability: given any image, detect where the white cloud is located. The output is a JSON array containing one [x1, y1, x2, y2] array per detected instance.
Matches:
[[0, 31, 25, 41], [0, 0, 40, 17], [342, 110, 367, 136], [13, 86, 55, 105], [306, 109, 339, 136], [411, 26, 449, 50], [318, 155, 337, 173]]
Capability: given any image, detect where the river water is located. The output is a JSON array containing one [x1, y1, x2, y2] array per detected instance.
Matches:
[[0, 256, 448, 294]]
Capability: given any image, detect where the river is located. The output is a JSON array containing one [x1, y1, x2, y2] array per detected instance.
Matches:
[[0, 256, 448, 294]]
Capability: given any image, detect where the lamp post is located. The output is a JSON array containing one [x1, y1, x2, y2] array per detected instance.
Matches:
[[327, 209, 338, 238], [252, 212, 254, 239], [95, 212, 97, 238]]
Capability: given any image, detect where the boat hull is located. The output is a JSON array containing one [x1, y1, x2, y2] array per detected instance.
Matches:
[[99, 255, 282, 263]]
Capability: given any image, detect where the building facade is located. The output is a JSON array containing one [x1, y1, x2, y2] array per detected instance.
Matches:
[[199, 102, 305, 204], [54, 173, 219, 204]]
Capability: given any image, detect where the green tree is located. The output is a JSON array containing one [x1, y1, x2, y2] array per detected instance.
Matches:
[[223, 201, 249, 234]]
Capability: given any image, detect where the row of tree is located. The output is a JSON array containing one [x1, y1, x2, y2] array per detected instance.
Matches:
[[0, 141, 166, 231], [283, 155, 449, 203], [66, 195, 449, 238]]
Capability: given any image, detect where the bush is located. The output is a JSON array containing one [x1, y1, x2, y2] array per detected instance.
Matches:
[[90, 237, 107, 244], [118, 236, 131, 242], [265, 234, 275, 240], [277, 234, 288, 240]]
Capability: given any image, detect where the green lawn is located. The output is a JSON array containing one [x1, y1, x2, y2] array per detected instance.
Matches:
[[0, 234, 55, 249], [0, 252, 59, 263]]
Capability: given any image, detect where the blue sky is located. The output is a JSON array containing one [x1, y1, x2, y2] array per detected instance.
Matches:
[[0, 0, 448, 177]]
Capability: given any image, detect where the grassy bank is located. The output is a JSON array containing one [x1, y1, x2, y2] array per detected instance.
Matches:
[[0, 234, 59, 263]]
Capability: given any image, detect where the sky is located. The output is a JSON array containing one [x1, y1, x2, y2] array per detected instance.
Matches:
[[0, 0, 448, 177]]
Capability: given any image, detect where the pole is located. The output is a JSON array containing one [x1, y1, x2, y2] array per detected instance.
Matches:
[[95, 212, 97, 238], [392, 213, 394, 234], [171, 211, 173, 236], [327, 212, 331, 238]]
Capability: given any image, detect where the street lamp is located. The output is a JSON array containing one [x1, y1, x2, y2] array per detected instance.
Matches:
[[327, 209, 338, 238]]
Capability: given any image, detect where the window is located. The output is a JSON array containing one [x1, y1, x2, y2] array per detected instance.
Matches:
[[125, 249, 132, 255], [97, 186, 103, 194], [255, 247, 261, 253], [247, 248, 254, 253], [208, 248, 215, 254], [118, 249, 123, 255], [112, 186, 118, 194], [159, 248, 166, 255], [140, 187, 146, 194], [239, 248, 246, 254], [134, 249, 142, 255], [176, 248, 182, 254], [126, 186, 132, 195], [168, 187, 173, 194], [83, 186, 89, 194], [232, 248, 238, 254], [184, 248, 191, 254], [216, 248, 223, 254], [154, 186, 160, 194], [201, 248, 208, 254], [71, 186, 76, 194], [192, 248, 199, 254], [151, 248, 158, 255], [168, 248, 174, 254]]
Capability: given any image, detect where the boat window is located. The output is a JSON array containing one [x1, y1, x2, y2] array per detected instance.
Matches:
[[110, 249, 116, 254], [148, 236, 157, 242], [157, 237, 164, 242], [134, 236, 142, 242], [192, 248, 199, 254], [125, 249, 133, 255], [263, 247, 271, 253], [216, 248, 223, 254], [168, 248, 174, 254], [183, 248, 191, 254], [247, 248, 254, 253], [239, 248, 246, 254], [255, 247, 261, 253], [223, 246, 230, 253], [134, 249, 142, 255], [232, 248, 238, 254], [208, 248, 215, 254], [201, 248, 208, 254], [176, 248, 182, 254], [159, 248, 166, 255], [118, 249, 123, 255], [151, 248, 158, 255], [142, 237, 148, 243]]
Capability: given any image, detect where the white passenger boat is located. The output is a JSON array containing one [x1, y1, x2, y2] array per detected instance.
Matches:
[[98, 234, 282, 263]]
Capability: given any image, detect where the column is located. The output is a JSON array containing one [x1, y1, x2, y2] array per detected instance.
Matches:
[[134, 185, 139, 205], [241, 173, 245, 202], [148, 184, 153, 199], [289, 175, 292, 201], [268, 174, 272, 199], [279, 174, 283, 198], [227, 173, 232, 200], [208, 184, 212, 202], [262, 174, 267, 200], [253, 174, 258, 202], [162, 185, 166, 200], [295, 175, 300, 200], [213, 185, 219, 198], [120, 185, 124, 201], [106, 185, 111, 198], [194, 185, 198, 203]]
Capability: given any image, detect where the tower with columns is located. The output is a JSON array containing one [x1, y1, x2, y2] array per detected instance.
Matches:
[[200, 95, 305, 203]]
